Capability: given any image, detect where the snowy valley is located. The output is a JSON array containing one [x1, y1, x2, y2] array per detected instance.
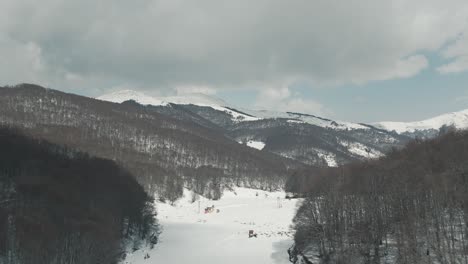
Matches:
[[2, 2, 468, 263], [1, 85, 468, 264], [125, 188, 300, 264]]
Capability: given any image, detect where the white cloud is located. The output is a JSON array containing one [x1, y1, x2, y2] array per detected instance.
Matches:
[[438, 56, 468, 74], [0, 0, 467, 92], [175, 85, 217, 95], [351, 55, 429, 84], [438, 30, 468, 74], [0, 36, 46, 86], [258, 87, 292, 102], [254, 87, 328, 116]]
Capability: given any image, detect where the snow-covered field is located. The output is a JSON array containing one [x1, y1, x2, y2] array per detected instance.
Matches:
[[246, 140, 266, 150], [375, 108, 468, 133], [124, 188, 300, 264]]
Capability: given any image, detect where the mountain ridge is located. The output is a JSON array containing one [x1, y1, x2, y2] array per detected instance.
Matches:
[[0, 84, 299, 201], [374, 108, 468, 137], [98, 89, 468, 139], [98, 90, 372, 130], [97, 90, 229, 107], [97, 89, 409, 167]]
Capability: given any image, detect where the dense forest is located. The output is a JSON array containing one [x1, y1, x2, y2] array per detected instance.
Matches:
[[289, 130, 468, 264], [0, 127, 159, 264]]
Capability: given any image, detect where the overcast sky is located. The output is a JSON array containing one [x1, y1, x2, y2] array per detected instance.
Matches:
[[1, 0, 468, 122]]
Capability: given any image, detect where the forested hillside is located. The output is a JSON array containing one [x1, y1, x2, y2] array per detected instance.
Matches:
[[0, 84, 301, 201], [0, 128, 159, 264], [101, 91, 409, 167], [289, 130, 468, 264]]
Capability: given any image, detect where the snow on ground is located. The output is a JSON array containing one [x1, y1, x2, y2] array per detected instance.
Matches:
[[244, 109, 369, 130], [98, 90, 372, 128], [316, 151, 338, 167], [97, 90, 227, 107], [246, 140, 266, 150], [123, 188, 300, 264], [98, 90, 169, 106], [340, 141, 383, 159], [374, 108, 468, 133], [98, 90, 261, 122], [210, 106, 262, 122], [286, 119, 306, 124]]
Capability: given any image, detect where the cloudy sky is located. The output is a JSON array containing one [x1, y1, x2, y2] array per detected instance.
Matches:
[[1, 0, 468, 122]]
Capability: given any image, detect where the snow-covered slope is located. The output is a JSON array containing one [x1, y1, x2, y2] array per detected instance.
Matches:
[[375, 109, 468, 134], [97, 90, 168, 106], [246, 140, 266, 150], [242, 109, 369, 130], [97, 90, 227, 107], [98, 90, 367, 130], [97, 90, 405, 167], [98, 90, 260, 122], [124, 188, 300, 264]]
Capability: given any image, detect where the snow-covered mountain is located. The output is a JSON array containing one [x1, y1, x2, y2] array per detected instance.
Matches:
[[98, 89, 228, 107], [1, 84, 297, 200], [98, 89, 408, 167], [244, 109, 369, 130], [98, 90, 260, 122], [374, 109, 468, 138], [98, 90, 368, 130]]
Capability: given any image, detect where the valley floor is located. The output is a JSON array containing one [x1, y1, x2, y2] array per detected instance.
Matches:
[[123, 188, 300, 264]]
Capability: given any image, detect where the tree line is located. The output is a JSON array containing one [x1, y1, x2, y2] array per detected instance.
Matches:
[[0, 127, 159, 264], [288, 130, 468, 264]]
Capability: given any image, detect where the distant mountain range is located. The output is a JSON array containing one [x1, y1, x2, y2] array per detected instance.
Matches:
[[97, 89, 409, 167], [97, 90, 370, 130], [1, 84, 465, 200], [100, 89, 468, 140], [374, 109, 468, 138], [98, 90, 229, 107]]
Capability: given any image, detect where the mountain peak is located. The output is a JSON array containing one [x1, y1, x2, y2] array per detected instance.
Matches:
[[163, 92, 228, 107], [97, 90, 228, 107], [97, 90, 166, 105], [374, 108, 468, 134]]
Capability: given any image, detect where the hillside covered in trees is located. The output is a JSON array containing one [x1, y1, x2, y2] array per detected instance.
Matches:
[[0, 84, 304, 201], [0, 128, 159, 264], [289, 130, 468, 264]]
